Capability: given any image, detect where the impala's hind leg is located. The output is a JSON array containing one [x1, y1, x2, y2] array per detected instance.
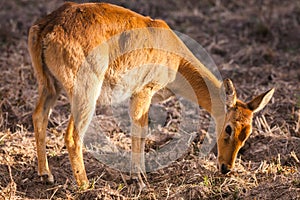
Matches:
[[65, 76, 103, 189], [33, 82, 60, 183], [65, 115, 89, 188], [129, 87, 153, 189]]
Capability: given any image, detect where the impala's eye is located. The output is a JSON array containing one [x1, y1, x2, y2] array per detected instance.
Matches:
[[225, 125, 232, 136]]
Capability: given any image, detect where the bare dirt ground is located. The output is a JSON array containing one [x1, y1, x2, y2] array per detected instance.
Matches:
[[0, 0, 299, 199]]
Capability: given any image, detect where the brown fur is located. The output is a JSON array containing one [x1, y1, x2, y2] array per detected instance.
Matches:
[[28, 2, 274, 189]]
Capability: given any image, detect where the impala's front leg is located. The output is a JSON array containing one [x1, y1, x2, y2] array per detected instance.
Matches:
[[131, 124, 147, 189], [129, 89, 152, 190]]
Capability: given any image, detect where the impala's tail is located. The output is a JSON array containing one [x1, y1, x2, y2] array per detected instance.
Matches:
[[28, 25, 57, 95]]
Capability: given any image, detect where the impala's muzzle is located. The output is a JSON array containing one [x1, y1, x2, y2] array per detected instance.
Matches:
[[220, 164, 231, 174]]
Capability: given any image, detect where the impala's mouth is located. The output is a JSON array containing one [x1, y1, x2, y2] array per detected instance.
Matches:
[[221, 164, 231, 174], [217, 163, 231, 174]]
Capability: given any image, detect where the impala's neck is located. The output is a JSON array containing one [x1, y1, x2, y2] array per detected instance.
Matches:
[[174, 59, 225, 119]]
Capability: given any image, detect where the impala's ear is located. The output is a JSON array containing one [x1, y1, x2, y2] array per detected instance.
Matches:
[[222, 78, 237, 109], [247, 88, 275, 113]]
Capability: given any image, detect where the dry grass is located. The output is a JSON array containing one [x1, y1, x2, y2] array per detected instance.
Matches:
[[0, 0, 299, 199]]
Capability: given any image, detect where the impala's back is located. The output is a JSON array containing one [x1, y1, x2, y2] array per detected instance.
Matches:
[[29, 2, 176, 93]]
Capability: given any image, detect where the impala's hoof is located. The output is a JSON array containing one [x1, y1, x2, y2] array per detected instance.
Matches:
[[78, 182, 90, 190], [129, 174, 147, 191], [40, 174, 54, 184]]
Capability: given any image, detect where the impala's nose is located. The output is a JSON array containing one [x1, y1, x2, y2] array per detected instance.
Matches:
[[221, 164, 231, 174]]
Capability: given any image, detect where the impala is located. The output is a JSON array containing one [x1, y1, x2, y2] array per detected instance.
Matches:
[[28, 2, 274, 189]]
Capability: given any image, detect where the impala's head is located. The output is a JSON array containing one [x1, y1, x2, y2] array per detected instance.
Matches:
[[217, 79, 274, 174]]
